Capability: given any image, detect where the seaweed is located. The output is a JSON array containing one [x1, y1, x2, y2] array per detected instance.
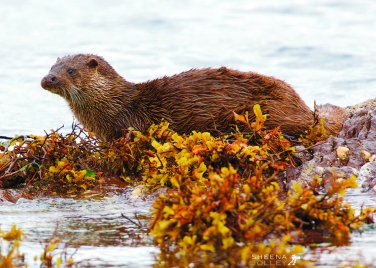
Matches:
[[0, 104, 375, 266]]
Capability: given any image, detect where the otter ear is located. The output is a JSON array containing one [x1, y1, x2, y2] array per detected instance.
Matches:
[[87, 58, 99, 69]]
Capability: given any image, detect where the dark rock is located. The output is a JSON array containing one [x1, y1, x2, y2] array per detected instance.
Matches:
[[297, 99, 376, 191]]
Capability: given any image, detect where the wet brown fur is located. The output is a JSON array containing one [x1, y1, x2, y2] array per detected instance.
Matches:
[[41, 54, 345, 141]]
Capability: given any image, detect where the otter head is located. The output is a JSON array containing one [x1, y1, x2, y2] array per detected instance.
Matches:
[[41, 54, 120, 100], [41, 54, 133, 141]]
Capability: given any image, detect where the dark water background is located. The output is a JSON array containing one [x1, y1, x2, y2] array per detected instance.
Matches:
[[1, 0, 376, 266]]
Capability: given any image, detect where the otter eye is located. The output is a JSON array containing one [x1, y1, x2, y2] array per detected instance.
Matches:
[[67, 69, 74, 75]]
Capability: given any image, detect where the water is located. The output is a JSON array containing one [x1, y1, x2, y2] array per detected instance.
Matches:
[[1, 0, 376, 266], [1, 0, 376, 137], [0, 191, 158, 267]]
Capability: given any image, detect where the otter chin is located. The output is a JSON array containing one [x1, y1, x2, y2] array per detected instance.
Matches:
[[41, 54, 346, 141]]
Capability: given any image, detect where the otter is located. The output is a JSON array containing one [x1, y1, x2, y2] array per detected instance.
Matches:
[[41, 54, 346, 141]]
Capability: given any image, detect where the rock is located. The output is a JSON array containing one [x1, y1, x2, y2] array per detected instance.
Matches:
[[321, 166, 358, 190], [358, 162, 376, 191], [336, 146, 349, 161], [131, 185, 145, 199], [361, 150, 371, 162], [295, 99, 376, 191], [339, 98, 376, 140]]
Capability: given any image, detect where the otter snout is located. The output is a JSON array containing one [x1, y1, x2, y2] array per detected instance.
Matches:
[[41, 74, 59, 89]]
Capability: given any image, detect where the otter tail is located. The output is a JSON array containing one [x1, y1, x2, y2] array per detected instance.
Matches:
[[315, 103, 348, 138]]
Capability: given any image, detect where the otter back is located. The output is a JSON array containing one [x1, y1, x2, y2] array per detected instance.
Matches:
[[41, 54, 342, 141]]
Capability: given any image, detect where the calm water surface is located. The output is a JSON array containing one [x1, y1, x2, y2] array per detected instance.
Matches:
[[1, 0, 376, 267]]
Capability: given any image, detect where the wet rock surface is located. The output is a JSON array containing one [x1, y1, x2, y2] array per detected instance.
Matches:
[[298, 98, 376, 192]]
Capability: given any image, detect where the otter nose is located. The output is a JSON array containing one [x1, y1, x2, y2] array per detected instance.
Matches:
[[41, 74, 59, 88]]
